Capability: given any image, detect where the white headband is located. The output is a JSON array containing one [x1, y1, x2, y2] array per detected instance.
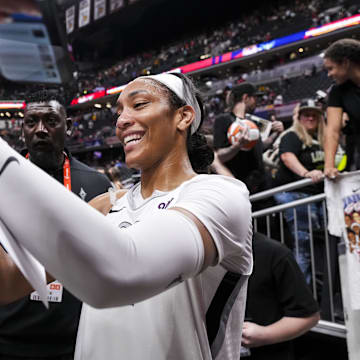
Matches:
[[137, 73, 201, 134]]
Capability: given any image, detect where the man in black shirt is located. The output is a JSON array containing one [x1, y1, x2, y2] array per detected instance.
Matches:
[[0, 90, 111, 359], [213, 82, 266, 194], [323, 38, 360, 177]]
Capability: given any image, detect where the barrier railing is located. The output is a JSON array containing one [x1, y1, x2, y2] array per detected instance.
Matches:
[[250, 179, 346, 339]]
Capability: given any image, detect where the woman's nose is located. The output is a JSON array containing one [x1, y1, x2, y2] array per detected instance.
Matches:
[[116, 111, 134, 130]]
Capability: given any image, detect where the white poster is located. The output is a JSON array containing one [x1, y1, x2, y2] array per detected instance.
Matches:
[[65, 5, 75, 34], [94, 0, 106, 20], [110, 0, 124, 13], [79, 0, 91, 28], [325, 171, 360, 310]]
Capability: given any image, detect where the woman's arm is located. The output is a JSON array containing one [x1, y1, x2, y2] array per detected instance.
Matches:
[[0, 140, 212, 308], [324, 106, 343, 178], [0, 189, 126, 305], [280, 152, 323, 183], [0, 140, 252, 309]]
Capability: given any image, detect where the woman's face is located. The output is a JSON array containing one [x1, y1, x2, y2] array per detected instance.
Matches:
[[115, 79, 179, 170], [299, 109, 321, 133], [345, 215, 352, 228], [353, 224, 360, 235], [323, 58, 349, 84], [348, 231, 356, 245], [353, 213, 360, 223]]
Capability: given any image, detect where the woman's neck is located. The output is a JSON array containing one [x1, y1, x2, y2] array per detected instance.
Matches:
[[140, 152, 196, 199]]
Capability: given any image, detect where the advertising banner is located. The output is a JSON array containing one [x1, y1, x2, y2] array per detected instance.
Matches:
[[110, 0, 124, 13], [94, 0, 106, 20], [65, 5, 75, 34], [79, 0, 90, 28]]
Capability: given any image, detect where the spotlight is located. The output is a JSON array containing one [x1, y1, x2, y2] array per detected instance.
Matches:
[[94, 103, 102, 109]]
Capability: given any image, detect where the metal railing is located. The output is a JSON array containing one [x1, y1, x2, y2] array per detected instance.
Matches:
[[250, 178, 346, 338]]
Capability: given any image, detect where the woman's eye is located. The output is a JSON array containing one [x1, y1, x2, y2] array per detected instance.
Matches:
[[134, 102, 147, 108]]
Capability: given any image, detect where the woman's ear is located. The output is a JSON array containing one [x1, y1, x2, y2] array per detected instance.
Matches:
[[176, 105, 195, 132], [343, 58, 351, 71]]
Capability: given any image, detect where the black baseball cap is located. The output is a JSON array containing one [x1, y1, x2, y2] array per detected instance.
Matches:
[[230, 82, 262, 101], [298, 99, 322, 115]]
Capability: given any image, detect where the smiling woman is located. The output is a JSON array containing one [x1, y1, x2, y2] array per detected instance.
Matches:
[[0, 73, 253, 360], [116, 73, 213, 174]]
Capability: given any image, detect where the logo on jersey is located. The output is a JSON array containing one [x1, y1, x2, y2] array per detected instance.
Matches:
[[158, 197, 174, 210], [109, 207, 125, 213], [79, 187, 87, 200], [118, 221, 132, 229], [0, 156, 19, 176]]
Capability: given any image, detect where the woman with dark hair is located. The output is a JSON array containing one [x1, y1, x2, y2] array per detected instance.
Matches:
[[323, 38, 360, 177], [0, 73, 252, 360]]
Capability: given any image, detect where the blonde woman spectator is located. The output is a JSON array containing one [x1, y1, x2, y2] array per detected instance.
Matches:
[[273, 99, 325, 283]]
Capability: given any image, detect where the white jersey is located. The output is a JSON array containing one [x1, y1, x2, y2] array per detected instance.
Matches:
[[75, 174, 253, 360]]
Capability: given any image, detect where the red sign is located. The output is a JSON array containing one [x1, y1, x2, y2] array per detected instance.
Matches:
[[70, 90, 106, 105]]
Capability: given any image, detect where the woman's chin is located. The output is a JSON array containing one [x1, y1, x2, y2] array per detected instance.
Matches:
[[124, 155, 144, 170]]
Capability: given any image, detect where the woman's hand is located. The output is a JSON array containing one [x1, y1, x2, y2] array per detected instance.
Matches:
[[324, 167, 339, 179], [304, 170, 324, 183]]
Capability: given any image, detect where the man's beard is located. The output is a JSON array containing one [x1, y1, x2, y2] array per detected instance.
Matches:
[[28, 150, 64, 171], [246, 106, 255, 115]]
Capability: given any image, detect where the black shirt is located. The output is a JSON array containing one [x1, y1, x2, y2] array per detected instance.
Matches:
[[213, 112, 266, 194], [328, 80, 360, 170], [0, 151, 112, 357], [245, 233, 319, 360], [274, 131, 324, 194]]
